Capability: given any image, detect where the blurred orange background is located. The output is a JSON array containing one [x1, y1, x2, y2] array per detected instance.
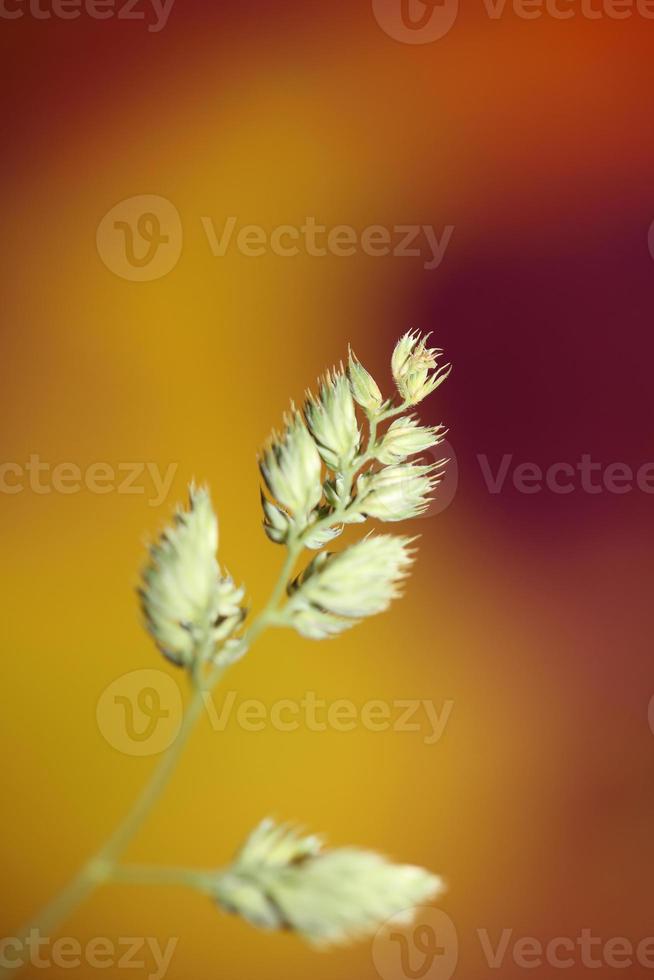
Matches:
[[2, 2, 654, 978]]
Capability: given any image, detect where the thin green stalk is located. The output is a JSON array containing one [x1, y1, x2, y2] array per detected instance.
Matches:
[[0, 549, 300, 979], [243, 539, 302, 644], [0, 678, 215, 976], [111, 864, 216, 892]]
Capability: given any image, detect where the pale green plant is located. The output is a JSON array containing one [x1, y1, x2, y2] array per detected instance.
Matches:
[[2, 332, 451, 971]]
